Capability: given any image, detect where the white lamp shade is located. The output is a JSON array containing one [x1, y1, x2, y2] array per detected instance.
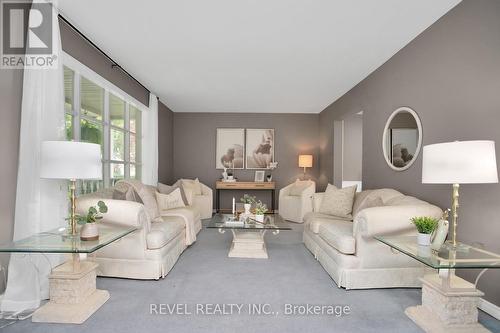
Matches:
[[40, 141, 102, 180], [422, 140, 498, 184], [299, 155, 313, 168]]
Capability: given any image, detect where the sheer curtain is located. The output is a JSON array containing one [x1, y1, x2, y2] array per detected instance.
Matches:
[[141, 93, 159, 185], [1, 0, 67, 312]]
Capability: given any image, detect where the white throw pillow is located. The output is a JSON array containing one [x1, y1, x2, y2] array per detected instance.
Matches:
[[289, 180, 311, 196], [156, 189, 186, 213], [319, 184, 357, 219], [180, 178, 202, 196]]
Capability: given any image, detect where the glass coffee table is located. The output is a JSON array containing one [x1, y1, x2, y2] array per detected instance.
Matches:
[[0, 224, 136, 324], [376, 235, 500, 333], [207, 214, 291, 259]]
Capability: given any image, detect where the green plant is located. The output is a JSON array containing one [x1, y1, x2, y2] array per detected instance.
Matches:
[[240, 194, 256, 204], [411, 216, 439, 234], [74, 201, 108, 225], [254, 200, 268, 215]]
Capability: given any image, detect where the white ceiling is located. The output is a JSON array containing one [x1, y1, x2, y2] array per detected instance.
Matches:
[[58, 0, 461, 113]]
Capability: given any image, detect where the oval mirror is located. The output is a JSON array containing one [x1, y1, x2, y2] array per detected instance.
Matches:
[[382, 107, 422, 171]]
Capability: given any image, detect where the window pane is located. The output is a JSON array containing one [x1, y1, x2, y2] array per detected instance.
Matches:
[[81, 76, 104, 121], [130, 133, 141, 163], [111, 128, 125, 161], [130, 164, 141, 180], [65, 113, 73, 140], [110, 94, 125, 128], [64, 67, 74, 114], [129, 105, 141, 134], [80, 118, 103, 146], [110, 163, 125, 185]]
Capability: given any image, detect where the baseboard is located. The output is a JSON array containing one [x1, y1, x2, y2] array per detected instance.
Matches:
[[479, 298, 500, 320]]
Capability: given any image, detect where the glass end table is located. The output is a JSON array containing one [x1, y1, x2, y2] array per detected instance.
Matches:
[[0, 224, 136, 324], [375, 235, 500, 332], [207, 214, 291, 259]]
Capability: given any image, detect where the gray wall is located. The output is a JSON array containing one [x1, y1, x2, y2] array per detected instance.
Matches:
[[172, 113, 320, 210], [319, 0, 500, 306], [342, 113, 363, 182]]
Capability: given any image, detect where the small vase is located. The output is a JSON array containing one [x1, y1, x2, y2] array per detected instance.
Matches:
[[255, 214, 264, 223], [80, 223, 99, 241], [417, 233, 431, 246], [244, 203, 251, 215]]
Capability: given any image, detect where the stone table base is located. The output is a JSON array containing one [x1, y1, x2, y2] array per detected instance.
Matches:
[[228, 230, 268, 259], [405, 274, 490, 333], [32, 259, 109, 324]]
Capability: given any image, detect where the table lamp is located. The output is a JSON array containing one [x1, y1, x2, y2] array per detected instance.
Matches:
[[422, 141, 498, 248], [299, 155, 313, 180], [40, 141, 102, 236]]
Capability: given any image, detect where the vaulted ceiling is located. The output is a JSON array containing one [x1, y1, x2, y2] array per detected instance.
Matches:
[[58, 0, 461, 113]]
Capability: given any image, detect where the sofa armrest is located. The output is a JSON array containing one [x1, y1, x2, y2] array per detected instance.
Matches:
[[76, 197, 150, 230], [279, 183, 294, 198], [312, 192, 324, 212], [354, 204, 442, 238]]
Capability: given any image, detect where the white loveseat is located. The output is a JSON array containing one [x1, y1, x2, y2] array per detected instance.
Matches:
[[77, 184, 201, 280], [278, 180, 316, 223], [172, 179, 213, 219], [303, 188, 442, 289]]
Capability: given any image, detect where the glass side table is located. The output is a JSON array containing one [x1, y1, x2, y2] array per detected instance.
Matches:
[[375, 236, 500, 333], [0, 224, 136, 324]]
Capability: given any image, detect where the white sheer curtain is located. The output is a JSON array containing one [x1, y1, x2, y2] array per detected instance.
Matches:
[[141, 93, 159, 185], [1, 0, 67, 312]]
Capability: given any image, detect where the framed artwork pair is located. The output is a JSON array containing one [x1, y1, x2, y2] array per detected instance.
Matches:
[[216, 128, 275, 170]]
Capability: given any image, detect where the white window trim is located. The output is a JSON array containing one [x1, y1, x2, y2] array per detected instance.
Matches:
[[63, 52, 148, 113]]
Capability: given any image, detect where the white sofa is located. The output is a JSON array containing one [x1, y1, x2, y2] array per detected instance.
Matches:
[[303, 188, 442, 289], [278, 180, 316, 223], [173, 179, 213, 219], [77, 184, 201, 280]]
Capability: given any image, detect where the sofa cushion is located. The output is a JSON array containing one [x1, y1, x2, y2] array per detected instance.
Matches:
[[319, 184, 357, 219], [307, 212, 351, 233], [352, 189, 403, 217], [147, 218, 184, 250], [318, 220, 355, 255]]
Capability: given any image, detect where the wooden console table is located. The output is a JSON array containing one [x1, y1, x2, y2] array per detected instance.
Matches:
[[215, 181, 276, 213]]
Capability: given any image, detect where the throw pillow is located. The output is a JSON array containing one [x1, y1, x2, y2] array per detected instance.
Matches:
[[180, 178, 202, 196], [319, 184, 357, 219], [156, 188, 185, 213], [137, 186, 163, 223], [289, 180, 312, 196], [158, 182, 190, 205]]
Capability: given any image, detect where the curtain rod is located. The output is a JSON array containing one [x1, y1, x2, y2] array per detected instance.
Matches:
[[58, 14, 153, 96]]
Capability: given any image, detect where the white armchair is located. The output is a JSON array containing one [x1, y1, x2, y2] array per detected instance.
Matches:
[[279, 180, 316, 223]]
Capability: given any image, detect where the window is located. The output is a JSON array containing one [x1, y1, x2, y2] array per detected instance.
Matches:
[[63, 58, 144, 194]]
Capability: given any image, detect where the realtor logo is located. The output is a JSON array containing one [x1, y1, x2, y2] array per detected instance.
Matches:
[[1, 0, 56, 69]]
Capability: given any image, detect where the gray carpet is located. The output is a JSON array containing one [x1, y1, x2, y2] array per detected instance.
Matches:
[[4, 221, 500, 333]]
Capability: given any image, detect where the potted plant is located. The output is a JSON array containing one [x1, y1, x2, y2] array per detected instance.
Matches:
[[411, 216, 439, 246], [75, 200, 108, 241], [254, 200, 268, 222], [240, 194, 256, 214]]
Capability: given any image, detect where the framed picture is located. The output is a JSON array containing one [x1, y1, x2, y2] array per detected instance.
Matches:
[[216, 128, 245, 169], [254, 170, 265, 182], [245, 129, 275, 169]]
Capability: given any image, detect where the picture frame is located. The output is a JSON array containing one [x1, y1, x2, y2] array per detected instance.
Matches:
[[245, 128, 275, 169], [254, 170, 265, 182], [216, 128, 245, 169]]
